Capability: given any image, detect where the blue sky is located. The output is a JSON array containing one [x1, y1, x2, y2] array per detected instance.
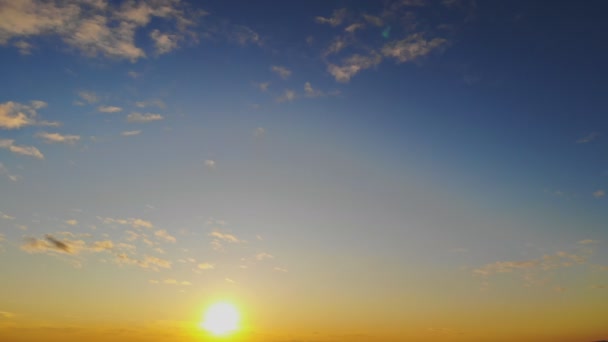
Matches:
[[1, 1, 608, 341]]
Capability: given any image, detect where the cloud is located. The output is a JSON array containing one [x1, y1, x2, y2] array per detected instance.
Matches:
[[362, 14, 383, 27], [345, 23, 365, 33], [271, 66, 292, 79], [255, 252, 274, 261], [304, 82, 323, 98], [209, 231, 242, 243], [381, 33, 448, 63], [135, 99, 166, 109], [127, 112, 164, 123], [578, 239, 600, 245], [65, 219, 78, 226], [78, 91, 99, 104], [14, 40, 33, 54], [90, 240, 113, 252], [0, 233, 4, 242], [97, 106, 122, 113], [327, 52, 382, 83], [254, 127, 266, 137], [36, 132, 80, 144], [593, 189, 605, 199], [253, 82, 270, 92], [324, 36, 351, 56], [121, 130, 141, 137], [315, 8, 349, 26], [0, 311, 15, 319], [274, 267, 288, 273], [21, 234, 85, 255], [227, 25, 262, 46], [204, 159, 216, 168], [0, 139, 44, 159], [0, 0, 199, 61], [0, 163, 19, 182], [99, 217, 153, 229], [576, 132, 599, 144], [276, 89, 296, 103], [115, 253, 171, 270], [198, 262, 214, 270], [150, 29, 178, 54], [473, 248, 592, 287], [0, 100, 48, 129], [154, 229, 176, 243], [0, 212, 15, 220], [127, 71, 141, 79]]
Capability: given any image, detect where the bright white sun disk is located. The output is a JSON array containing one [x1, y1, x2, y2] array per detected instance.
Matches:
[[201, 302, 240, 336]]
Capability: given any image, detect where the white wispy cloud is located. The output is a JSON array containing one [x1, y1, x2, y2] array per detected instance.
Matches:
[[198, 262, 215, 270], [78, 91, 99, 104], [327, 52, 382, 83], [150, 29, 179, 55], [592, 189, 605, 199], [204, 159, 216, 168], [253, 82, 270, 92], [304, 82, 323, 98], [0, 163, 19, 182], [315, 8, 349, 26], [0, 139, 44, 159], [576, 132, 599, 144], [98, 217, 153, 229], [0, 100, 48, 129], [578, 239, 600, 245], [276, 89, 296, 103], [154, 229, 176, 243], [121, 130, 141, 136], [255, 252, 274, 261], [127, 112, 164, 123], [271, 65, 292, 79], [65, 219, 78, 226], [209, 231, 242, 243], [98, 106, 122, 113], [381, 33, 447, 63], [36, 132, 80, 144]]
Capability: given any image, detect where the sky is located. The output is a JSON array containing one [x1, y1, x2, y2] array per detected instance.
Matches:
[[1, 0, 608, 341]]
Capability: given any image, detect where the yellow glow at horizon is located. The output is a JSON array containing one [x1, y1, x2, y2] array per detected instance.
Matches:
[[200, 302, 240, 336]]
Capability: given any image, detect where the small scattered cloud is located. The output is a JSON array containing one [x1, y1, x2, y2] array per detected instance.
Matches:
[[198, 262, 215, 270], [65, 219, 78, 226], [209, 231, 242, 243], [576, 132, 599, 144], [98, 106, 122, 113], [327, 52, 382, 83], [14, 40, 33, 55], [253, 82, 270, 92], [254, 127, 266, 137], [0, 163, 19, 182], [150, 29, 179, 55], [127, 112, 164, 123], [304, 82, 323, 98], [381, 34, 447, 64], [78, 91, 99, 104], [0, 139, 44, 159], [274, 267, 288, 273], [135, 99, 166, 109], [255, 252, 274, 261], [128, 71, 141, 79], [204, 159, 216, 168], [121, 130, 141, 136], [0, 100, 48, 129], [154, 229, 176, 243], [115, 253, 171, 270], [99, 217, 153, 229], [36, 132, 80, 144], [0, 212, 15, 220], [593, 190, 605, 199], [271, 66, 292, 79], [276, 89, 296, 103], [0, 311, 15, 319], [315, 8, 349, 26], [21, 234, 84, 255], [90, 240, 114, 252], [578, 239, 600, 245]]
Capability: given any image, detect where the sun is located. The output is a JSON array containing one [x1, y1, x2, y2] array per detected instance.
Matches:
[[200, 302, 240, 336]]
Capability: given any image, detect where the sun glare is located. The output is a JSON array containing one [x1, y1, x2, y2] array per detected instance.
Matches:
[[201, 302, 240, 336]]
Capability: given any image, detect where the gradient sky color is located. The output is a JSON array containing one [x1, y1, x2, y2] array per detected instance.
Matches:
[[1, 1, 608, 341]]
